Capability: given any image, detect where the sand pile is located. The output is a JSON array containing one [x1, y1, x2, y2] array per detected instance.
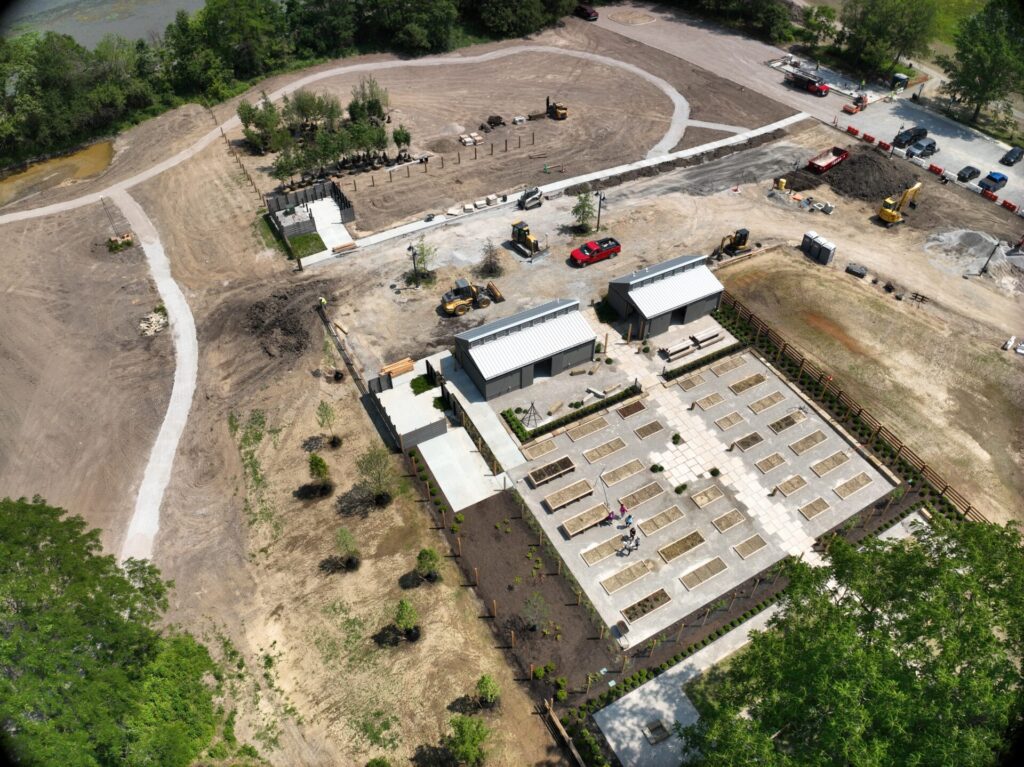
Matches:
[[924, 229, 1023, 292]]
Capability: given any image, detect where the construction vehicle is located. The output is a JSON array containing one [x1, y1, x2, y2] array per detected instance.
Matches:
[[518, 187, 542, 210], [487, 115, 505, 127], [546, 96, 567, 120], [877, 182, 922, 227], [440, 279, 503, 317], [807, 147, 849, 173], [783, 69, 830, 96], [511, 220, 544, 257], [841, 93, 869, 115], [712, 229, 752, 259]]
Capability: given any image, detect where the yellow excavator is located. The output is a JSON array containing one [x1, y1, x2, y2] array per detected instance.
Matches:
[[713, 228, 752, 260], [878, 182, 922, 227]]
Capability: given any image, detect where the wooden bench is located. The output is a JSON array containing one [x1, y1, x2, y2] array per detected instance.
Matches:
[[528, 456, 575, 488], [561, 502, 608, 537], [544, 479, 593, 513]]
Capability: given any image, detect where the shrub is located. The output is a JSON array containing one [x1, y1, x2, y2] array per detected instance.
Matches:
[[394, 599, 419, 633], [674, 483, 688, 494], [555, 688, 568, 701], [454, 512, 465, 524], [672, 433, 681, 445], [605, 358, 613, 365], [445, 716, 490, 767], [476, 674, 500, 707], [415, 548, 441, 580], [367, 759, 392, 767], [533, 666, 547, 680], [709, 467, 721, 477]]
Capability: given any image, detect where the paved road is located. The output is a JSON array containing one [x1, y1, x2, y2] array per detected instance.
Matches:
[[596, 2, 1024, 209]]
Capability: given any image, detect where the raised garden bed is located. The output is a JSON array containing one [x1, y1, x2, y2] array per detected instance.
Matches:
[[680, 557, 728, 590], [528, 456, 575, 488], [695, 392, 725, 410], [567, 417, 609, 442], [749, 390, 785, 414], [799, 497, 830, 520], [728, 372, 767, 394], [562, 503, 609, 538], [835, 472, 872, 500], [583, 437, 626, 463], [790, 429, 826, 455], [616, 400, 647, 419], [601, 559, 654, 594], [544, 479, 593, 512], [734, 432, 764, 451], [677, 372, 705, 391], [601, 459, 645, 487], [712, 508, 744, 532], [811, 450, 850, 478], [633, 420, 664, 440], [690, 485, 724, 509], [715, 411, 745, 431], [622, 588, 671, 623], [710, 355, 747, 376], [755, 452, 786, 473], [522, 438, 557, 461], [620, 482, 664, 510], [581, 535, 623, 566], [658, 531, 706, 563], [733, 534, 767, 560], [776, 474, 808, 497], [638, 506, 684, 536], [768, 410, 807, 434]]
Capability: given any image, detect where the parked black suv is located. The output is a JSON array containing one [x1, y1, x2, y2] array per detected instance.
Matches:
[[892, 126, 928, 149], [1000, 146, 1023, 166], [574, 5, 598, 21]]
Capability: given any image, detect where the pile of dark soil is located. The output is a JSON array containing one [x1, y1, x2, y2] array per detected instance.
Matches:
[[781, 146, 917, 201], [245, 282, 328, 358], [827, 148, 918, 201]]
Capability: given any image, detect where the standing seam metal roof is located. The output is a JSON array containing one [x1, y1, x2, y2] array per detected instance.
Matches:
[[627, 265, 724, 320], [464, 311, 596, 380], [609, 254, 707, 288], [455, 298, 580, 346]]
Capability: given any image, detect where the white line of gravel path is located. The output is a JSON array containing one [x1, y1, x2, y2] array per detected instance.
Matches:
[[109, 189, 198, 562]]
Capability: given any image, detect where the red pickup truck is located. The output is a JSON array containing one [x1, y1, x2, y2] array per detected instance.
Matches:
[[784, 70, 830, 97], [571, 237, 621, 266]]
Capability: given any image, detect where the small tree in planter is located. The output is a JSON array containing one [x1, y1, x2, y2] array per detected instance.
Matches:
[[415, 548, 441, 582], [357, 445, 396, 507], [522, 591, 549, 632], [336, 527, 361, 571], [394, 598, 421, 641], [316, 400, 341, 448], [444, 715, 490, 767], [476, 674, 500, 708], [308, 452, 332, 495]]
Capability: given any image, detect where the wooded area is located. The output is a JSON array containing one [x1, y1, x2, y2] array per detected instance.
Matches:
[[0, 496, 229, 766]]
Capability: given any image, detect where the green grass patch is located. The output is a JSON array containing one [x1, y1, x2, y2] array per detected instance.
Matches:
[[933, 0, 984, 46], [410, 374, 433, 395], [432, 396, 446, 411], [356, 709, 399, 750], [286, 232, 327, 259], [255, 211, 287, 255]]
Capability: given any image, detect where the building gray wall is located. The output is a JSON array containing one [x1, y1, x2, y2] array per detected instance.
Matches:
[[640, 290, 723, 339], [459, 338, 596, 400], [607, 282, 633, 320]]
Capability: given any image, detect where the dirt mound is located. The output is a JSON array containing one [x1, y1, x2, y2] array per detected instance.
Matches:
[[245, 283, 328, 358], [828, 149, 918, 201], [782, 147, 917, 201]]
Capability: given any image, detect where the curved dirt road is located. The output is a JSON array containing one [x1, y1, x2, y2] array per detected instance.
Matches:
[[108, 189, 198, 562]]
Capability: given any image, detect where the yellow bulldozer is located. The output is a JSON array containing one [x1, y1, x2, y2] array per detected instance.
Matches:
[[713, 228, 752, 260], [546, 96, 567, 120], [441, 278, 504, 317], [511, 220, 544, 257], [877, 182, 922, 227]]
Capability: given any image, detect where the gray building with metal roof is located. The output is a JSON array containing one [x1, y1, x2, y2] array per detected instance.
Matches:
[[607, 255, 724, 339], [454, 299, 596, 400]]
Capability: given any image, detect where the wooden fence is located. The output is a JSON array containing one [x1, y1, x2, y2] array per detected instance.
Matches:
[[719, 292, 987, 523]]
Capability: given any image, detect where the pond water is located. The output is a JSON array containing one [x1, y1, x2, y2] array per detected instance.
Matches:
[[1, 0, 202, 48], [0, 140, 114, 207]]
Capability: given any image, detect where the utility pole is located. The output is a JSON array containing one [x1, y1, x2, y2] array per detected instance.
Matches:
[[594, 191, 606, 231], [980, 240, 1001, 276], [407, 243, 418, 283]]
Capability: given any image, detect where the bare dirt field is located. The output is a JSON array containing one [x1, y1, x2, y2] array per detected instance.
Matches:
[[0, 204, 172, 552], [229, 17, 795, 236]]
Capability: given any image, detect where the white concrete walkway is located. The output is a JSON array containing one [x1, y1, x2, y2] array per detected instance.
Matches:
[[418, 429, 510, 512], [109, 189, 198, 562], [307, 197, 353, 253]]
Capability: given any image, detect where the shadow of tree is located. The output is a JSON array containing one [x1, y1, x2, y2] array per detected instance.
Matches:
[[446, 694, 479, 715], [410, 743, 453, 767], [398, 571, 422, 590], [372, 624, 403, 648], [335, 485, 374, 518], [294, 482, 334, 500]]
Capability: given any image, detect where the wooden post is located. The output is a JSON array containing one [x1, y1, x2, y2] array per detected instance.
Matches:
[[797, 358, 806, 380], [474, 566, 479, 586], [440, 509, 446, 526], [389, 170, 393, 182], [777, 341, 785, 363], [538, 530, 543, 546], [576, 590, 582, 606], [530, 663, 534, 679], [532, 131, 535, 145], [492, 599, 497, 618], [599, 625, 605, 640], [622, 655, 629, 673], [407, 165, 410, 177], [510, 629, 516, 648], [457, 151, 461, 164], [474, 147, 478, 160], [440, 156, 444, 169], [490, 143, 494, 156], [371, 175, 375, 187], [676, 624, 685, 644], [353, 178, 357, 192], [504, 139, 508, 152], [626, 324, 633, 343], [456, 536, 462, 557]]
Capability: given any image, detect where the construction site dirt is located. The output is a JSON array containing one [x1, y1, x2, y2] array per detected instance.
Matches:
[[3, 17, 1023, 766]]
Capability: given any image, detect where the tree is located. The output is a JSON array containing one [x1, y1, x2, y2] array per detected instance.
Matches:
[[286, 0, 357, 58], [410, 235, 437, 283], [199, 0, 291, 81], [678, 518, 1024, 766], [937, 1, 1024, 123], [394, 598, 420, 634], [335, 526, 359, 560], [415, 547, 442, 581], [356, 444, 396, 507], [366, 758, 392, 767], [476, 239, 503, 278], [0, 496, 220, 766], [800, 4, 837, 48], [475, 674, 500, 707], [445, 715, 490, 766], [316, 400, 339, 447], [308, 452, 330, 486], [392, 123, 412, 149], [571, 192, 595, 233], [478, 0, 546, 37], [840, 0, 939, 72]]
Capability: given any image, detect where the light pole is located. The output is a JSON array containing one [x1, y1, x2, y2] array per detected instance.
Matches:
[[594, 191, 606, 232], [407, 243, 418, 284], [891, 123, 902, 158]]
